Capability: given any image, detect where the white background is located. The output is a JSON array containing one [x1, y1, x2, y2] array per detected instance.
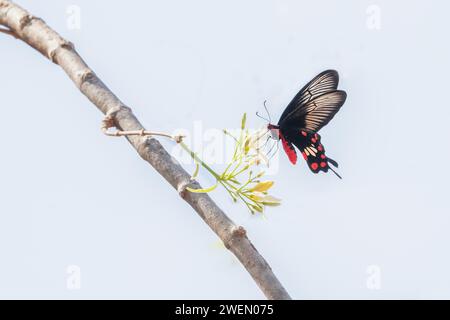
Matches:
[[1, 0, 449, 299]]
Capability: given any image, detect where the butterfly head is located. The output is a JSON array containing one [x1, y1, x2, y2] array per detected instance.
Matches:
[[267, 124, 280, 140], [256, 100, 280, 140]]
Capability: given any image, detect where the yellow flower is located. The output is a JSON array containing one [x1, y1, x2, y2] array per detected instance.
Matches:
[[260, 195, 281, 206], [241, 113, 247, 130], [248, 191, 265, 202], [250, 203, 264, 213], [249, 181, 274, 192], [244, 136, 251, 154]]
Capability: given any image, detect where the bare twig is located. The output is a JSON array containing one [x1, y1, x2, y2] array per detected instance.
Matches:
[[101, 112, 185, 142], [0, 0, 291, 299]]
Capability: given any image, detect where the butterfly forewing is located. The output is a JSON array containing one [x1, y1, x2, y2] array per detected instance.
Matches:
[[292, 90, 346, 132], [278, 70, 340, 124]]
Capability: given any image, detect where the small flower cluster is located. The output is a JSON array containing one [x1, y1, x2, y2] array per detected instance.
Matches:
[[186, 114, 281, 214]]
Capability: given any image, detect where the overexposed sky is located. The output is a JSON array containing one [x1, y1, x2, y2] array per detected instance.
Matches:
[[1, 0, 449, 299]]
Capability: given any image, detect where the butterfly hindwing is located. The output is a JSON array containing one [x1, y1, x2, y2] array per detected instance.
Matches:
[[280, 127, 341, 178], [279, 131, 297, 165]]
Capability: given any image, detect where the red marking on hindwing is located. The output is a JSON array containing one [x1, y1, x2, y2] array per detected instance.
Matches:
[[311, 163, 319, 170], [320, 154, 326, 159], [302, 152, 307, 160], [301, 131, 307, 137], [320, 162, 327, 168], [317, 144, 323, 151], [311, 138, 317, 143], [280, 133, 297, 165]]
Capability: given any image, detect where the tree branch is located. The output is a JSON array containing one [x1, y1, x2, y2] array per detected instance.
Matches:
[[0, 0, 291, 299]]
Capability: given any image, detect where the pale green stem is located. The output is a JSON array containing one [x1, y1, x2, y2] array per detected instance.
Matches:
[[179, 141, 221, 180]]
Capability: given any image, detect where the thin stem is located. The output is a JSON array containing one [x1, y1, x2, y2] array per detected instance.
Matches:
[[221, 156, 236, 178], [228, 163, 249, 180], [101, 115, 183, 142], [178, 141, 221, 180], [104, 129, 177, 140]]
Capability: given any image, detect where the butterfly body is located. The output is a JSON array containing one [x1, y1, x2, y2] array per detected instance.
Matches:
[[267, 70, 346, 178]]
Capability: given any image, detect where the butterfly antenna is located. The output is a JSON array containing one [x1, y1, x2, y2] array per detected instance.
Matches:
[[256, 111, 269, 122], [329, 166, 342, 179]]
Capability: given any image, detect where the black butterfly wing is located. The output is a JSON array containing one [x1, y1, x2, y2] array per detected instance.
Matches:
[[281, 126, 342, 178], [284, 90, 347, 132], [278, 70, 346, 132]]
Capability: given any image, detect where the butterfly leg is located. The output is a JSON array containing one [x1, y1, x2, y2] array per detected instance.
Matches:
[[268, 140, 279, 163], [265, 138, 276, 158]]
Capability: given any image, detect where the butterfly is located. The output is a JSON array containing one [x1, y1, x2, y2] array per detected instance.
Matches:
[[265, 70, 346, 178]]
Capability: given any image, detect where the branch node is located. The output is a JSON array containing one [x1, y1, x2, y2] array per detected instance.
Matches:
[[174, 135, 184, 143], [224, 226, 247, 249], [18, 14, 32, 30], [177, 180, 192, 199], [233, 225, 247, 238], [76, 69, 95, 87], [0, 3, 11, 18], [101, 107, 134, 136], [101, 113, 116, 134], [48, 40, 74, 63]]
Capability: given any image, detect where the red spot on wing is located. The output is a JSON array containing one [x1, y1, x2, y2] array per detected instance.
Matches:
[[280, 133, 297, 165], [296, 132, 340, 177]]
